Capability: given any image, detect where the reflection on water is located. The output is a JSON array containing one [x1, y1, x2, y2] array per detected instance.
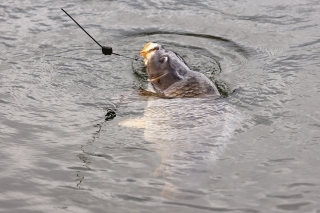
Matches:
[[1, 0, 320, 212]]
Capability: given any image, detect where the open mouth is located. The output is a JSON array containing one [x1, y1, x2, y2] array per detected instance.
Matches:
[[140, 42, 159, 58], [148, 72, 168, 82]]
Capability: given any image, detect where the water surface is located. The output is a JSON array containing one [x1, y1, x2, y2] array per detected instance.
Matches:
[[1, 0, 320, 212]]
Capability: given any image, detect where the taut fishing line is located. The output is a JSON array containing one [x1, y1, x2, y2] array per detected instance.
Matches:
[[61, 8, 135, 60]]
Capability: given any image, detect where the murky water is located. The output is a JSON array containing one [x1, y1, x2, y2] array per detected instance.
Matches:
[[1, 0, 320, 212]]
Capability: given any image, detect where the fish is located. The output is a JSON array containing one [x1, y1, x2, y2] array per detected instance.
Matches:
[[118, 43, 243, 199], [140, 42, 221, 98]]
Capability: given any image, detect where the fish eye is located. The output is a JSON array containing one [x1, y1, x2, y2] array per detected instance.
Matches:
[[159, 56, 168, 64]]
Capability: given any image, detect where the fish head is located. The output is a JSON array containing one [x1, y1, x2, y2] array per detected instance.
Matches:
[[140, 42, 190, 91]]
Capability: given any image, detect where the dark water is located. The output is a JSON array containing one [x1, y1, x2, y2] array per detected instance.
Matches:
[[1, 0, 320, 212]]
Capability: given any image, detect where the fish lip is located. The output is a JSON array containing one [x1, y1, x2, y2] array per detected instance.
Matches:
[[140, 45, 160, 66], [140, 46, 160, 58], [140, 42, 160, 58], [148, 72, 168, 82]]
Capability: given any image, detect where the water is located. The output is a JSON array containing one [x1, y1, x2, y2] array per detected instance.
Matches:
[[1, 0, 320, 212]]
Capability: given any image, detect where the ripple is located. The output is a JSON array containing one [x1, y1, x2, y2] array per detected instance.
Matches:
[[266, 194, 303, 199], [276, 202, 311, 211], [1, 0, 320, 213], [128, 30, 248, 97], [164, 201, 260, 213], [287, 183, 317, 188], [115, 194, 153, 202]]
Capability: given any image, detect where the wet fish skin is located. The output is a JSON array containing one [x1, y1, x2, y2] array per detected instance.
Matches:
[[140, 42, 221, 98]]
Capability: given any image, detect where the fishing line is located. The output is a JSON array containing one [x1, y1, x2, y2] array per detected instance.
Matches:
[[61, 8, 135, 60]]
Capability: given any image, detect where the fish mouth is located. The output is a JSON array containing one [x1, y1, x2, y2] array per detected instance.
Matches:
[[140, 42, 159, 59], [148, 72, 168, 82], [141, 42, 168, 82]]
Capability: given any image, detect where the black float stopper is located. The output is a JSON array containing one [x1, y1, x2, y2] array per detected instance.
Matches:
[[102, 46, 112, 55]]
